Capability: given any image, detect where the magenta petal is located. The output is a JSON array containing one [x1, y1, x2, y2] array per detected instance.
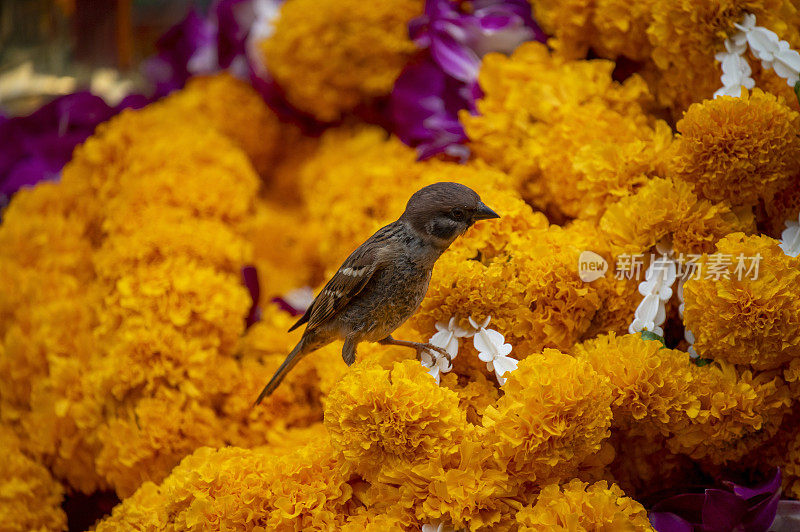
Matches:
[[730, 468, 782, 501], [702, 489, 748, 532], [430, 31, 481, 82], [241, 265, 262, 327], [649, 512, 693, 532]]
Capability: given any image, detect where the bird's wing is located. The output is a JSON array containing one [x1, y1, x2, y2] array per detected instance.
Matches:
[[288, 223, 399, 333]]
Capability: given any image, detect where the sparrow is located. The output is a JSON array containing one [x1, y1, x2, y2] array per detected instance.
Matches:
[[254, 182, 500, 404]]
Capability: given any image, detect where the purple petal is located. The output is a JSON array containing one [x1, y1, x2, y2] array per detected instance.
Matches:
[[270, 296, 305, 317], [241, 265, 262, 328], [649, 512, 693, 532], [0, 91, 137, 197], [430, 31, 481, 82], [142, 9, 217, 96], [652, 493, 706, 524], [390, 57, 470, 160], [742, 488, 780, 532], [702, 489, 748, 532], [215, 0, 254, 69], [730, 469, 782, 501]]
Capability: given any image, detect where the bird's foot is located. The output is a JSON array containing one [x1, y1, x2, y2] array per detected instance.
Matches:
[[378, 336, 451, 362]]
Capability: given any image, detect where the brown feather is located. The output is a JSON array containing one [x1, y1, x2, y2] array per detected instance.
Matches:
[[301, 222, 399, 333]]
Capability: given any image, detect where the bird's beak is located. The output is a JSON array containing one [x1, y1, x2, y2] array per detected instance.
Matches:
[[473, 201, 501, 220]]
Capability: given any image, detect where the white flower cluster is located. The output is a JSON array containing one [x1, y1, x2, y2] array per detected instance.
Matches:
[[780, 211, 800, 258], [422, 316, 518, 386], [715, 13, 800, 98], [676, 279, 699, 359], [629, 246, 677, 338]]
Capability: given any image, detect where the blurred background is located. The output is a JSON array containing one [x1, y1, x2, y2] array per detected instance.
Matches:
[[0, 0, 202, 115]]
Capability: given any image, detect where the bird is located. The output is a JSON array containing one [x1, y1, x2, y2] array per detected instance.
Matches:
[[254, 182, 500, 404]]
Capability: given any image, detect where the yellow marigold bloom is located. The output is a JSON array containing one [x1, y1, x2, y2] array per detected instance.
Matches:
[[96, 440, 355, 531], [413, 219, 626, 358], [761, 183, 800, 238], [463, 42, 671, 221], [646, 0, 787, 114], [376, 438, 517, 530], [530, 0, 655, 61], [667, 361, 790, 463], [683, 233, 800, 369], [244, 200, 325, 297], [600, 178, 755, 255], [260, 0, 422, 121], [573, 333, 702, 428], [94, 393, 226, 498], [516, 479, 654, 531], [482, 349, 613, 484], [325, 360, 466, 479], [669, 89, 800, 207], [61, 105, 259, 225], [440, 371, 500, 425], [162, 73, 283, 175], [0, 428, 67, 532]]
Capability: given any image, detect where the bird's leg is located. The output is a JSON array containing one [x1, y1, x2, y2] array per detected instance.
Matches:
[[378, 335, 450, 361]]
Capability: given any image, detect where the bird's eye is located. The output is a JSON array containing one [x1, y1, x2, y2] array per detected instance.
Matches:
[[450, 208, 466, 222]]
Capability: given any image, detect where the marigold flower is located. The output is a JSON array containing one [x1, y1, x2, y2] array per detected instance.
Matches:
[[530, 0, 654, 61], [682, 233, 800, 370], [516, 479, 654, 531], [600, 178, 755, 256], [481, 349, 613, 484], [161, 72, 284, 176], [463, 42, 671, 221], [0, 428, 67, 532], [259, 0, 423, 121], [669, 89, 800, 207], [376, 438, 518, 530], [96, 440, 355, 531], [324, 360, 466, 479]]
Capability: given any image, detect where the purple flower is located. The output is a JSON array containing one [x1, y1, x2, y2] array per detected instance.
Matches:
[[392, 0, 544, 159], [410, 0, 541, 82], [649, 468, 782, 532], [241, 265, 262, 328], [142, 9, 218, 97], [390, 58, 473, 161], [0, 92, 146, 199]]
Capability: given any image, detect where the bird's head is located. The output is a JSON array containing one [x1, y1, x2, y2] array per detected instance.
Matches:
[[401, 182, 500, 249]]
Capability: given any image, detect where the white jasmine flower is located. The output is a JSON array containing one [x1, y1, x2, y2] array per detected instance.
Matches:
[[422, 522, 455, 532], [780, 212, 800, 257], [467, 315, 491, 334], [473, 326, 517, 386], [772, 40, 800, 86], [430, 317, 471, 358], [629, 254, 677, 336], [420, 348, 452, 384]]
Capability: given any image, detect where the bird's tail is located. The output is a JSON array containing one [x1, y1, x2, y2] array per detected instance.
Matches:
[[254, 338, 307, 406]]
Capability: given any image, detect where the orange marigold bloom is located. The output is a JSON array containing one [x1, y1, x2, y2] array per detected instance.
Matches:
[[0, 428, 67, 532], [325, 360, 466, 479], [683, 233, 800, 369], [96, 440, 355, 531], [376, 438, 518, 531], [669, 89, 800, 207], [161, 72, 284, 175], [260, 0, 422, 121], [646, 0, 788, 114], [463, 42, 670, 222], [482, 349, 613, 484], [600, 178, 755, 256], [515, 479, 654, 531]]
